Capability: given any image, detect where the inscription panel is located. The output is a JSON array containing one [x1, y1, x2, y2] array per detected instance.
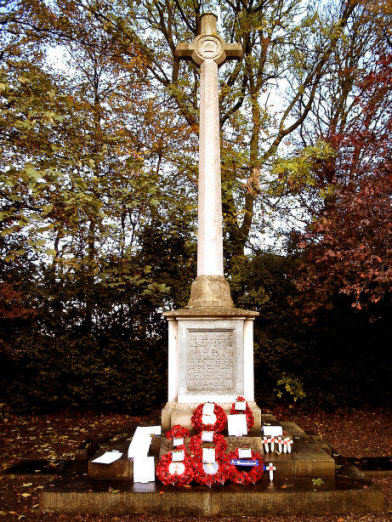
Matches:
[[186, 329, 234, 392]]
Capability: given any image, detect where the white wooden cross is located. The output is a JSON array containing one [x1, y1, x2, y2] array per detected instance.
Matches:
[[175, 14, 243, 278], [266, 462, 276, 482]]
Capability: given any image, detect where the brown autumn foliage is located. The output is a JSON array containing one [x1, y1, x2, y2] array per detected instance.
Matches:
[[294, 53, 392, 314]]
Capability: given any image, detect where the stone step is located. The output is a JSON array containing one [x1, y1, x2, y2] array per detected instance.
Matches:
[[88, 421, 335, 483], [40, 478, 384, 516]]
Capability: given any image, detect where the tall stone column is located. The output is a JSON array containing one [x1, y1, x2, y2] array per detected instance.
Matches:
[[175, 13, 243, 309], [198, 58, 223, 277]]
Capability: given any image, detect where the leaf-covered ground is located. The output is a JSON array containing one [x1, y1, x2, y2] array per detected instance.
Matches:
[[0, 406, 391, 521]]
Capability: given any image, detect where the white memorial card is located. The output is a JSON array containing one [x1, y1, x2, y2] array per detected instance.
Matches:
[[202, 403, 215, 415], [173, 437, 184, 447], [228, 414, 247, 436], [172, 450, 185, 462], [238, 448, 252, 459], [202, 448, 216, 464], [202, 413, 216, 425], [263, 426, 283, 437], [203, 462, 218, 475], [133, 456, 155, 483], [128, 426, 161, 459], [92, 450, 122, 464], [169, 462, 185, 475], [235, 401, 246, 411], [202, 431, 214, 442]]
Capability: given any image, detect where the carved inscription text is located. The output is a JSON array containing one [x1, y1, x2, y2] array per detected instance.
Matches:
[[186, 329, 234, 392]]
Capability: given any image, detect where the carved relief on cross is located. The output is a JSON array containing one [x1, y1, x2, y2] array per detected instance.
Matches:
[[175, 14, 243, 279], [175, 13, 242, 66]]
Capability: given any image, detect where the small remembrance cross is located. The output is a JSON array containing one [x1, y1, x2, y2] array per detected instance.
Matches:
[[175, 14, 243, 278]]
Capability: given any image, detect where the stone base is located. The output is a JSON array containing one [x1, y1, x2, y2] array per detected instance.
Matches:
[[187, 275, 234, 308], [40, 481, 384, 516], [161, 401, 262, 432]]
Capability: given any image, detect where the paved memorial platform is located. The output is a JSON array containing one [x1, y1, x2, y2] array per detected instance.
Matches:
[[41, 470, 384, 516], [40, 415, 384, 516]]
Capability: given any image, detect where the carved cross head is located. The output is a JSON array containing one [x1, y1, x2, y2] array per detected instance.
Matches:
[[175, 13, 243, 66]]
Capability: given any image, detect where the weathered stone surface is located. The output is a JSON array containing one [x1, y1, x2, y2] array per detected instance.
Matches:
[[186, 328, 234, 392], [161, 401, 261, 432], [88, 457, 133, 481], [40, 482, 384, 516], [176, 317, 247, 403], [262, 436, 335, 483], [164, 306, 258, 318], [225, 436, 263, 454], [186, 275, 234, 309]]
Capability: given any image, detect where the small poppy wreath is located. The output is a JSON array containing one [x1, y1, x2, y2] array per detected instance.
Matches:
[[189, 432, 227, 460], [230, 396, 254, 431], [165, 425, 190, 448], [191, 402, 227, 433], [156, 451, 194, 486], [225, 449, 264, 485], [192, 457, 228, 487]]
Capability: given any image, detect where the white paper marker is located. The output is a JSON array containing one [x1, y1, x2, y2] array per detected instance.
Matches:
[[270, 436, 275, 453], [203, 448, 216, 464], [203, 462, 218, 475], [203, 403, 215, 416], [238, 448, 252, 459], [283, 437, 290, 454], [92, 450, 122, 464], [277, 436, 283, 453], [173, 437, 184, 447], [266, 462, 276, 482], [172, 450, 185, 462], [288, 438, 293, 454], [202, 413, 217, 425], [133, 456, 155, 483], [202, 431, 214, 442], [263, 426, 283, 437], [263, 436, 270, 453], [228, 414, 247, 436], [235, 401, 246, 411], [169, 462, 185, 475]]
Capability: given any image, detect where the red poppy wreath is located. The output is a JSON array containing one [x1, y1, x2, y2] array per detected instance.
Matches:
[[191, 402, 227, 433], [230, 396, 254, 431], [189, 432, 227, 460], [165, 425, 190, 449], [192, 457, 228, 487], [156, 451, 194, 486], [224, 449, 264, 485]]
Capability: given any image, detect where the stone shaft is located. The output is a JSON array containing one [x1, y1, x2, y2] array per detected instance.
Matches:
[[198, 58, 223, 276]]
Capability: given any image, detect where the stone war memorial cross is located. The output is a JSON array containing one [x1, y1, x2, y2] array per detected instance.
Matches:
[[162, 13, 261, 431], [43, 13, 375, 518]]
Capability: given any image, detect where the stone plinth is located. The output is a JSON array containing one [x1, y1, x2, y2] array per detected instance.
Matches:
[[162, 306, 259, 430]]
